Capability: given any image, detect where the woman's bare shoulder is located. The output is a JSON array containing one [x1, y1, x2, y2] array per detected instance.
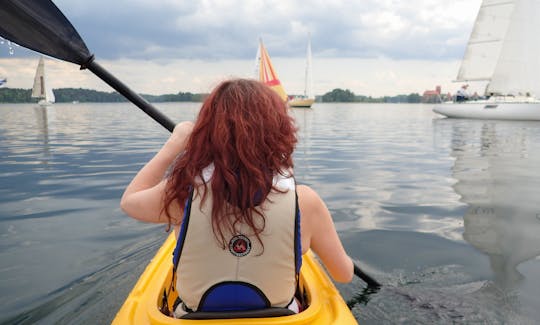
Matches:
[[297, 184, 324, 208], [296, 184, 317, 200]]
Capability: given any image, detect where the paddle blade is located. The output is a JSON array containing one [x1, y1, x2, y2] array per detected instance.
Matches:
[[0, 0, 91, 64]]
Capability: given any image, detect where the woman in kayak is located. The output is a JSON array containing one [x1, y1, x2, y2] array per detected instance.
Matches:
[[121, 79, 353, 316]]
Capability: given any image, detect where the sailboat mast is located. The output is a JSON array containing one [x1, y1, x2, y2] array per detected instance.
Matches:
[[254, 40, 262, 79], [304, 35, 313, 99]]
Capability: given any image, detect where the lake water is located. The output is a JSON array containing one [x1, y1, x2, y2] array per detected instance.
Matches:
[[1, 102, 539, 324]]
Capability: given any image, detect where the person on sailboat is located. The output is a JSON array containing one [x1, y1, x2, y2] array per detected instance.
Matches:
[[120, 79, 354, 316], [456, 84, 470, 102]]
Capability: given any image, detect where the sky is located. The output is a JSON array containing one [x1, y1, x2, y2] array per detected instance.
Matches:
[[0, 0, 484, 97]]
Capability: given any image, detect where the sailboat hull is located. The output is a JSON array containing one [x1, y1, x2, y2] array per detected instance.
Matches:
[[289, 98, 315, 108], [433, 98, 540, 121], [38, 99, 54, 108]]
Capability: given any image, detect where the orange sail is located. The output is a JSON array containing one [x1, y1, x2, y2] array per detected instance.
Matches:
[[255, 39, 288, 102]]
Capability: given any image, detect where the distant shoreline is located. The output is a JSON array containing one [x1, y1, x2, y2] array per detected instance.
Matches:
[[0, 87, 206, 104], [0, 87, 424, 104]]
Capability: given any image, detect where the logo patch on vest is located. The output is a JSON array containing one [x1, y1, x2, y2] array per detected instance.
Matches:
[[229, 235, 251, 257]]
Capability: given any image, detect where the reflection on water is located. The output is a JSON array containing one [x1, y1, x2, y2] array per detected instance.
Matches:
[[33, 106, 54, 164], [434, 118, 540, 322], [445, 119, 540, 289], [346, 117, 540, 324]]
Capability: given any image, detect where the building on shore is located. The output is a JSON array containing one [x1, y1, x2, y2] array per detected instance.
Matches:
[[422, 85, 442, 103]]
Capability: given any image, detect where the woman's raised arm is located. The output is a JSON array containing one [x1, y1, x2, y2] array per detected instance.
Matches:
[[120, 121, 193, 223], [297, 185, 354, 283]]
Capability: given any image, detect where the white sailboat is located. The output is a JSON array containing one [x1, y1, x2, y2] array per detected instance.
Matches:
[[31, 56, 55, 107], [289, 37, 315, 108], [433, 0, 540, 120]]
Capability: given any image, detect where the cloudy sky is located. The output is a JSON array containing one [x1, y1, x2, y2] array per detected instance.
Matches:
[[0, 0, 483, 97]]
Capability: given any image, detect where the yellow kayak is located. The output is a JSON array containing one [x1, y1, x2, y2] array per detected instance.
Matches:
[[113, 233, 358, 324]]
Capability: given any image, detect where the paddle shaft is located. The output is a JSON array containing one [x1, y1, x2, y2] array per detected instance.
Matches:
[[354, 263, 381, 288], [86, 60, 176, 133]]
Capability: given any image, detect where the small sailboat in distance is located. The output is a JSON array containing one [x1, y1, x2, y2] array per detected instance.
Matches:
[[254, 39, 288, 102], [31, 56, 55, 107], [289, 36, 315, 108]]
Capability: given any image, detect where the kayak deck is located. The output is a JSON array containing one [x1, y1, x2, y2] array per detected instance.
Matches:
[[113, 233, 358, 324]]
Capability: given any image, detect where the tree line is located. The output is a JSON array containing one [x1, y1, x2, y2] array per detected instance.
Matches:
[[320, 88, 422, 103], [1, 87, 421, 103], [0, 88, 205, 103]]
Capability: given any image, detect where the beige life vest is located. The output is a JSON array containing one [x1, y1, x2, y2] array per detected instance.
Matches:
[[173, 174, 301, 312]]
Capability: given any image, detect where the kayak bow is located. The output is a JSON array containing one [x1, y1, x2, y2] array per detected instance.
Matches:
[[113, 233, 358, 324]]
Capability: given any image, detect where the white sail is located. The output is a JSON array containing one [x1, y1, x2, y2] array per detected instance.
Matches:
[[488, 0, 540, 96], [254, 40, 261, 79], [31, 57, 46, 98], [456, 0, 515, 82], [46, 84, 55, 103], [289, 36, 315, 108], [31, 57, 55, 105], [304, 36, 314, 99]]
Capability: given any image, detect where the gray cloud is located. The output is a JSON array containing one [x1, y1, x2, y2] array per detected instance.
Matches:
[[43, 0, 479, 61], [1, 0, 482, 97]]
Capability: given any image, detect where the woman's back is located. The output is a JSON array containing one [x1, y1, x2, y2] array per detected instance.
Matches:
[[173, 173, 301, 312], [121, 79, 353, 315]]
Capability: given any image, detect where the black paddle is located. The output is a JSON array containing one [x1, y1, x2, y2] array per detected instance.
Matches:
[[0, 0, 175, 132], [0, 0, 381, 290]]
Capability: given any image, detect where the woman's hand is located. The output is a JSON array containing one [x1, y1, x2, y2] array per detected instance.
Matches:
[[166, 121, 194, 153]]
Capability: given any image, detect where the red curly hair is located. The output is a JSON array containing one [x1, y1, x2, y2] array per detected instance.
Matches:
[[164, 79, 297, 247]]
